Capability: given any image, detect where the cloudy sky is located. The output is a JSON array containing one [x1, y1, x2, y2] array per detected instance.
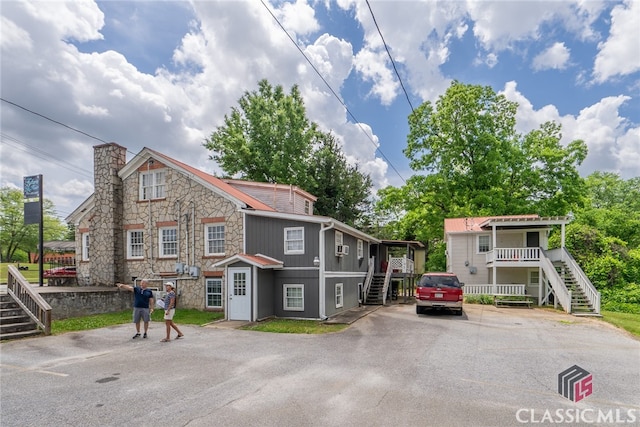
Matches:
[[1, 0, 638, 220]]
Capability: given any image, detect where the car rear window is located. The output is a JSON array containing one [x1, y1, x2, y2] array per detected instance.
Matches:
[[418, 275, 461, 288]]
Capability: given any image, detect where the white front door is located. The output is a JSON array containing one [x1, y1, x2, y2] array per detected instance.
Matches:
[[228, 267, 251, 321]]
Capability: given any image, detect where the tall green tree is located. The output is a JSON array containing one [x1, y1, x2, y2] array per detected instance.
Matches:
[[0, 187, 67, 262], [204, 79, 317, 190], [307, 132, 372, 226], [383, 81, 587, 245], [204, 80, 373, 226]]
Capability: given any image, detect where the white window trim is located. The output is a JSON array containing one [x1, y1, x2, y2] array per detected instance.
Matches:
[[158, 226, 178, 258], [477, 235, 491, 254], [335, 283, 343, 308], [357, 239, 364, 259], [206, 278, 223, 308], [139, 169, 166, 200], [81, 232, 90, 261], [335, 231, 343, 252], [204, 223, 226, 256], [284, 227, 305, 255], [283, 284, 304, 311], [127, 230, 144, 259]]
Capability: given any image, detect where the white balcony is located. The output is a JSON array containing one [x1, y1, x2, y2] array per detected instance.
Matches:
[[485, 247, 540, 266]]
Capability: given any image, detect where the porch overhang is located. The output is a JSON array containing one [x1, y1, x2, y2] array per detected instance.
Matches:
[[212, 253, 284, 269]]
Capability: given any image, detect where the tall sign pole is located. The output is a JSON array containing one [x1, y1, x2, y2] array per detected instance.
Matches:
[[23, 175, 44, 286]]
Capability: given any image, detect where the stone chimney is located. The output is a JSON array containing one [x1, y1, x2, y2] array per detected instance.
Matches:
[[91, 143, 126, 286]]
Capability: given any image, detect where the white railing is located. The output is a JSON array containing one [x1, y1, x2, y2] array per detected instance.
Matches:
[[382, 262, 392, 305], [464, 284, 526, 295], [362, 257, 375, 304], [486, 247, 540, 263], [540, 253, 572, 314], [388, 256, 414, 274], [545, 248, 601, 314]]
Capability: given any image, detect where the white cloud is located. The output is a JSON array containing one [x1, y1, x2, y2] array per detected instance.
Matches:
[[502, 81, 639, 179], [593, 0, 640, 82], [532, 42, 571, 71]]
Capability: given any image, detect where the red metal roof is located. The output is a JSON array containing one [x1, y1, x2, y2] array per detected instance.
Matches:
[[148, 149, 276, 212], [444, 214, 540, 233]]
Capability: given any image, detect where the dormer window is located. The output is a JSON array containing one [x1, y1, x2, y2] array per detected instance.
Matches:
[[140, 170, 165, 200]]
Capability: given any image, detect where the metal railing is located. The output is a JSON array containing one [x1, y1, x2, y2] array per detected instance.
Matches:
[[6, 265, 52, 335]]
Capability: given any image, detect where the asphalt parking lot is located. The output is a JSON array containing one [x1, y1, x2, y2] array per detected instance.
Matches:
[[1, 303, 639, 427]]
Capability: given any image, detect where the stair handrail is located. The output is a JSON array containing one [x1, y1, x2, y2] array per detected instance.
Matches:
[[381, 258, 392, 305], [362, 257, 375, 304], [560, 248, 601, 314], [540, 251, 572, 313], [6, 265, 52, 335]]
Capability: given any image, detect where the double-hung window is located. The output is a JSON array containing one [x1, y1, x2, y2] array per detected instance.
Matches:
[[284, 227, 304, 254], [335, 231, 344, 253], [206, 278, 223, 308], [159, 227, 177, 257], [140, 170, 165, 200], [357, 239, 364, 259], [283, 284, 304, 311], [205, 224, 225, 256], [478, 235, 491, 253], [128, 230, 144, 259]]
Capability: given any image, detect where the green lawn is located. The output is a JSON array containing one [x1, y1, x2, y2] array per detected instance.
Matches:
[[1, 262, 56, 284], [51, 309, 224, 335], [601, 311, 640, 337]]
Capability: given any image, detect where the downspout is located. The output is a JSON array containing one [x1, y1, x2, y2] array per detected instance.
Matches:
[[191, 201, 195, 268], [319, 221, 335, 320], [147, 159, 157, 275], [175, 199, 181, 265]]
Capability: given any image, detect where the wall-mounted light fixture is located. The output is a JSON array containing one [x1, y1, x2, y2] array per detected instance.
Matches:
[[313, 256, 320, 267]]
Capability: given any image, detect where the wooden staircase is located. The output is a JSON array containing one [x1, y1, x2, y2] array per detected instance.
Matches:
[[365, 274, 386, 305], [0, 294, 43, 340], [553, 262, 598, 316]]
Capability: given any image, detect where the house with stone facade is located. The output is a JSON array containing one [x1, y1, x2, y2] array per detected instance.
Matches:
[[66, 143, 381, 321]]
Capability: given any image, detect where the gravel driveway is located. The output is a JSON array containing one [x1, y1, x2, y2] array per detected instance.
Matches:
[[1, 303, 638, 426]]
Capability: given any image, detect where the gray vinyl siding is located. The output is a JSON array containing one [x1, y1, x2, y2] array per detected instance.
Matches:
[[256, 269, 275, 320], [324, 231, 369, 273], [245, 216, 320, 267], [324, 276, 365, 317], [272, 270, 320, 319]]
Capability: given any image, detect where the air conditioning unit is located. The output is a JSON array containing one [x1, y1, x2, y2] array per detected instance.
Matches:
[[336, 245, 350, 256]]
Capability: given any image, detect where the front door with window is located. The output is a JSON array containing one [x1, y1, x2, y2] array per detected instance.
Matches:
[[227, 267, 251, 321]]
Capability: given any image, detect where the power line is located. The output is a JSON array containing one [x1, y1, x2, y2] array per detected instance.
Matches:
[[259, 0, 406, 185], [1, 132, 94, 179], [366, 0, 415, 112], [1, 97, 109, 144]]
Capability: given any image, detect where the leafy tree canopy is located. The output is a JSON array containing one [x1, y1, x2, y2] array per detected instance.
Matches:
[[0, 187, 68, 262], [381, 80, 588, 248], [204, 79, 372, 226]]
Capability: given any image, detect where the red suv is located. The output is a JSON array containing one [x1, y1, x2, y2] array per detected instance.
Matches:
[[415, 272, 463, 316]]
